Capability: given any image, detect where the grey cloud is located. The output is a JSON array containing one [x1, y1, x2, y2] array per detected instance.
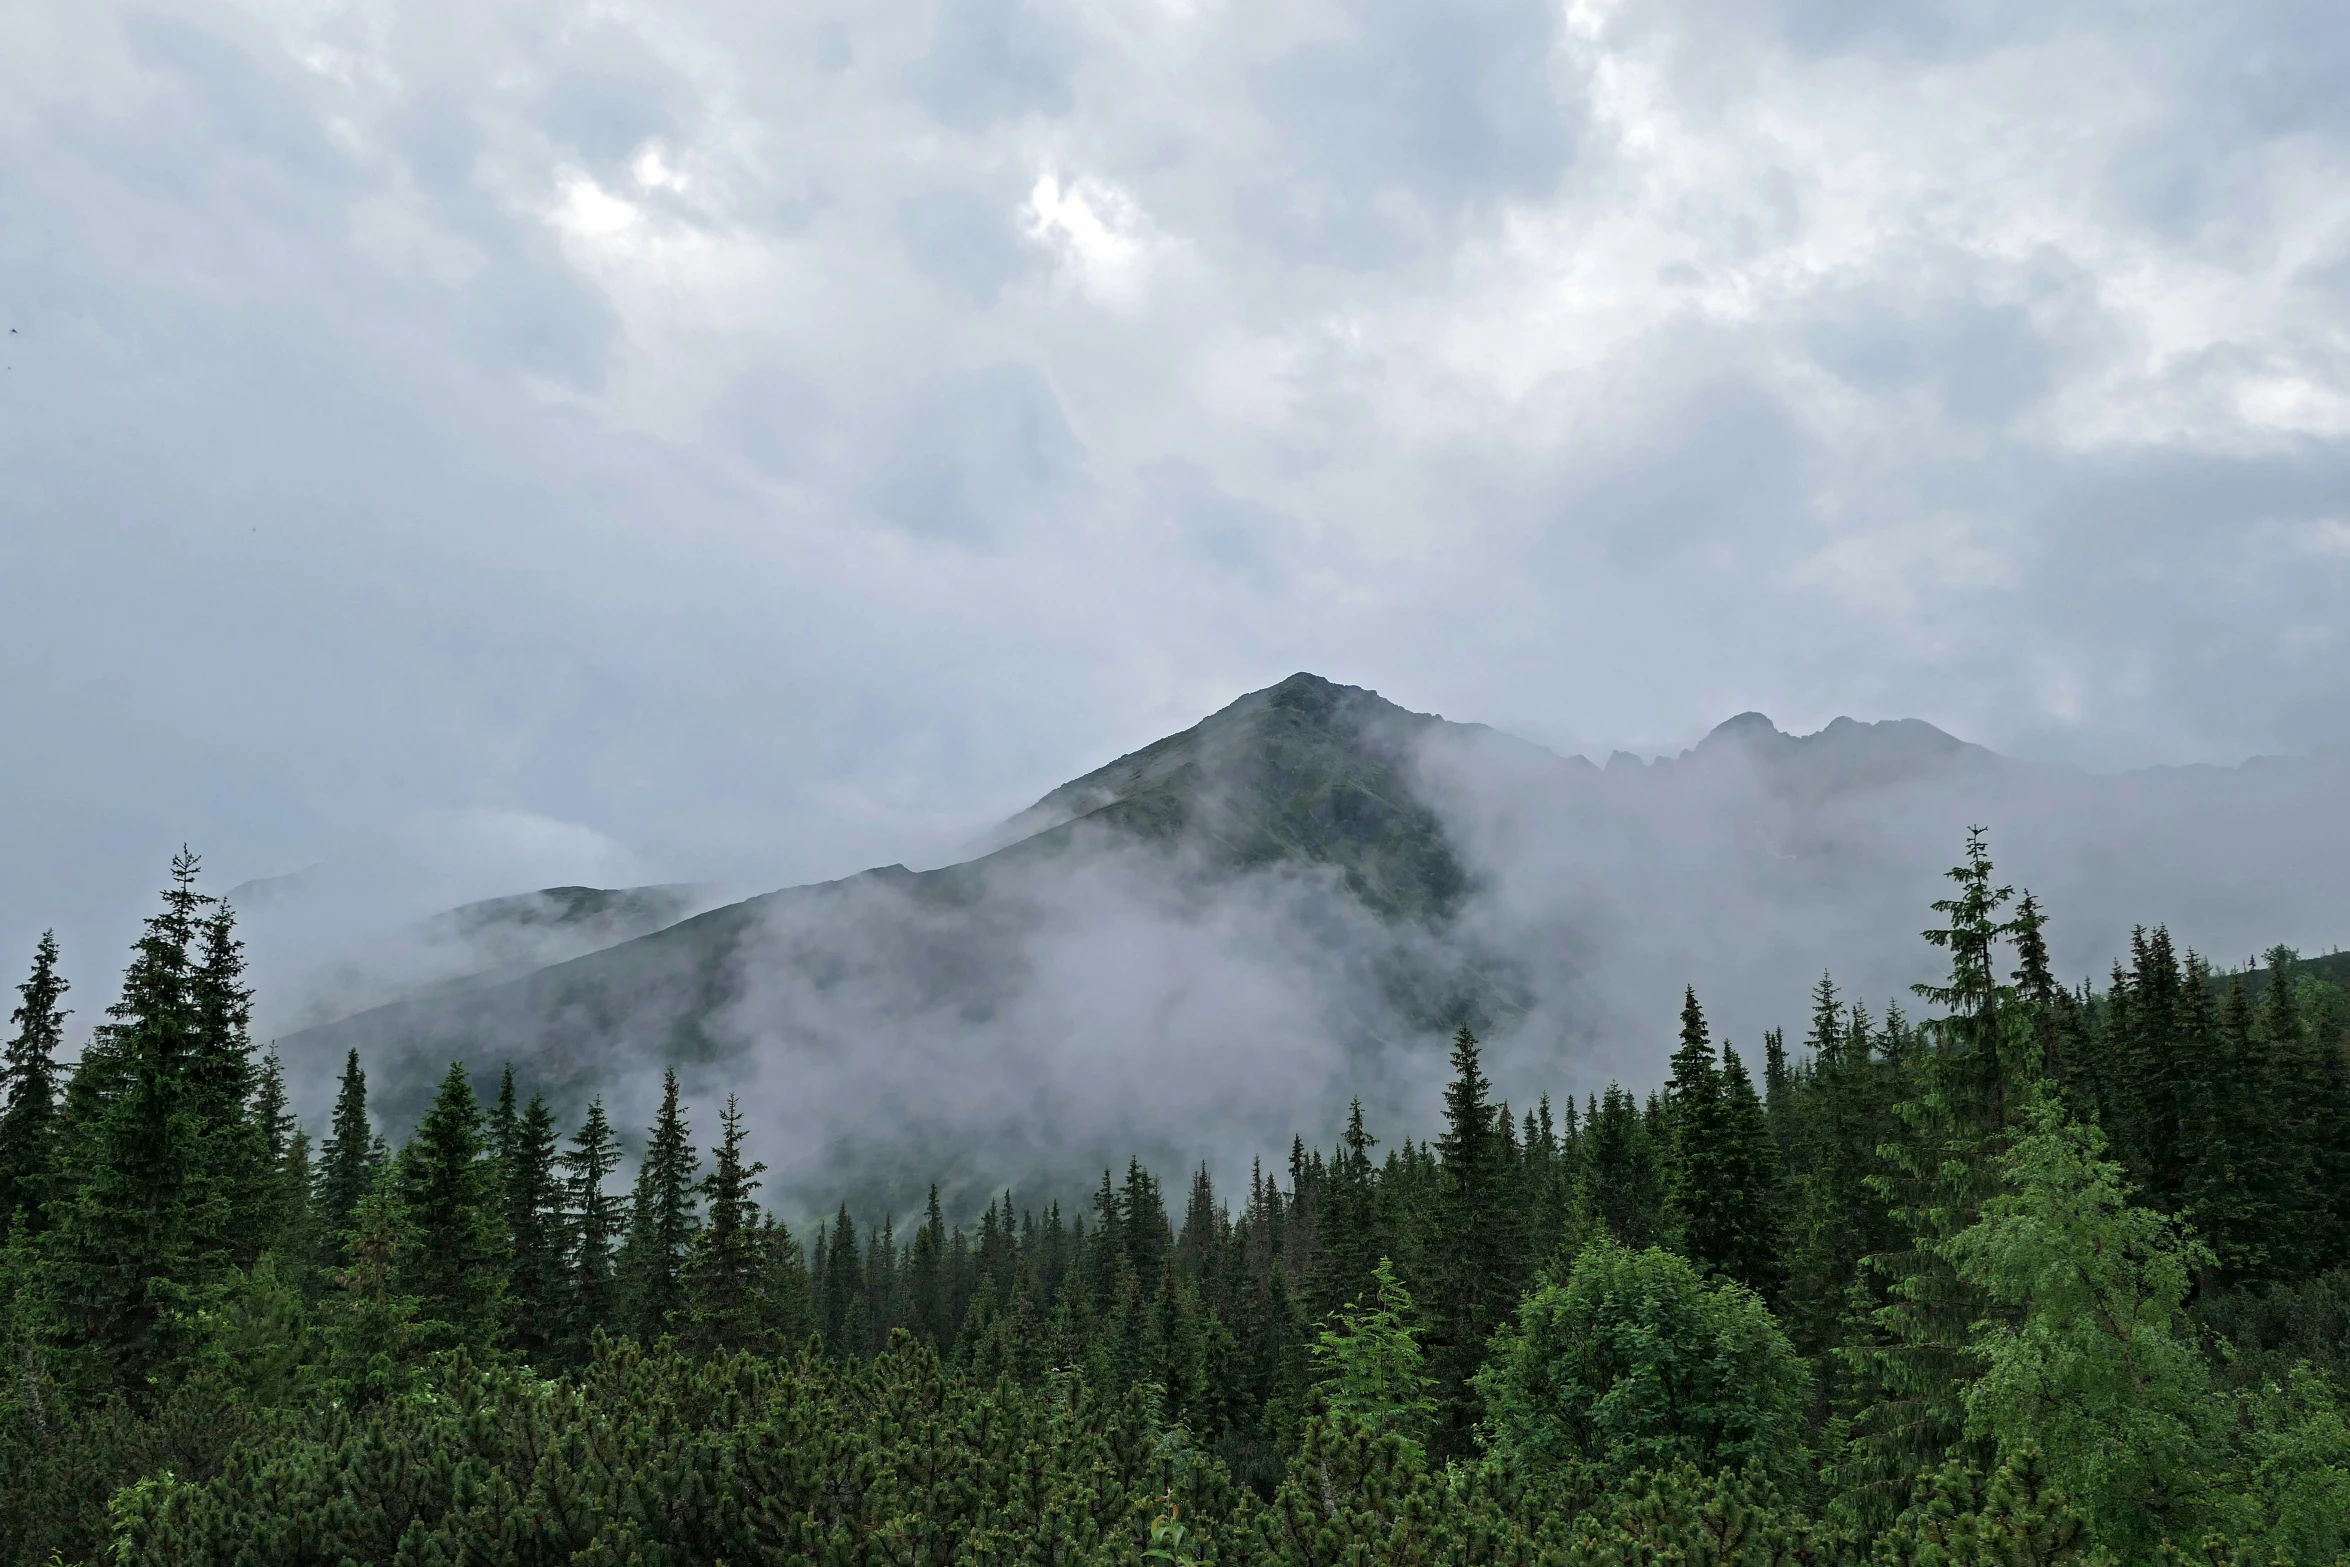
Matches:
[[1240, 0, 1578, 264], [120, 13, 352, 186], [916, 0, 1076, 129], [1141, 460, 1296, 586], [897, 182, 1039, 304], [2, 0, 2348, 1043], [1553, 374, 1816, 570], [871, 363, 1085, 541], [533, 49, 689, 171], [1798, 255, 2090, 426], [456, 248, 619, 386]]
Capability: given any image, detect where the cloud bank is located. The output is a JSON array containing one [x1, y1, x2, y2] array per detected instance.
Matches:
[[3, 0, 2347, 1003]]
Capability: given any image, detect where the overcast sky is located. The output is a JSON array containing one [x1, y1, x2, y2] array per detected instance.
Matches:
[[4, 0, 2347, 961]]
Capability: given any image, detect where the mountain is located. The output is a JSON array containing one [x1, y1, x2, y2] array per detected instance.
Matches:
[[277, 673, 2350, 1213], [256, 880, 724, 1038], [278, 675, 1502, 1134]]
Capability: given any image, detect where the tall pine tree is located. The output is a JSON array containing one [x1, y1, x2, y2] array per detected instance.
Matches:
[[561, 1095, 623, 1351], [501, 1090, 566, 1361], [1844, 829, 2039, 1517], [314, 1050, 376, 1269], [1715, 1042, 1784, 1298], [1424, 1024, 1524, 1458], [680, 1096, 769, 1354], [1579, 1083, 1664, 1248], [617, 1069, 698, 1339], [44, 851, 224, 1399], [0, 931, 69, 1237], [390, 1062, 506, 1351]]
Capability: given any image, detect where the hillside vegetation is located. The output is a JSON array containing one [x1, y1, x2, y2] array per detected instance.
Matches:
[[4, 830, 2350, 1562]]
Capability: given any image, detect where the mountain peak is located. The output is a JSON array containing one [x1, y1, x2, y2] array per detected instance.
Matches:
[[976, 672, 1469, 921], [1681, 710, 1997, 800], [1705, 711, 1782, 742]]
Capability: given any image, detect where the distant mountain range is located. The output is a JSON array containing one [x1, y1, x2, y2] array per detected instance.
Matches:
[[276, 673, 2350, 1213]]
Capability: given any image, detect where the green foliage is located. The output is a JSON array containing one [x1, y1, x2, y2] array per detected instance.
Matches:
[[42, 850, 228, 1401], [389, 1061, 506, 1350], [1946, 1090, 2224, 1554], [2233, 1368, 2350, 1565], [5, 828, 2349, 1567], [1474, 1240, 1809, 1488], [1667, 988, 1786, 1298], [501, 1087, 567, 1361], [1557, 1462, 1840, 1567], [1580, 1081, 1666, 1249], [1425, 1024, 1528, 1457], [678, 1094, 799, 1355], [616, 1066, 698, 1339], [312, 1047, 376, 1271], [559, 1093, 624, 1356], [1310, 1257, 1434, 1447], [1871, 1450, 2091, 1567], [1845, 829, 2046, 1515], [316, 1174, 426, 1407], [0, 931, 68, 1238], [103, 1337, 1236, 1567]]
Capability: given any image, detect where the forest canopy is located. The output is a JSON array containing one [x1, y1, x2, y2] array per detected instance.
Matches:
[[2, 832, 2349, 1564]]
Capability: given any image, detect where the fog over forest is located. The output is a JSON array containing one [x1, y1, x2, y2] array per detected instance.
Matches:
[[243, 674, 2349, 1218]]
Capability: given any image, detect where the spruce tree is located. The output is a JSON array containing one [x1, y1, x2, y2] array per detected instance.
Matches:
[[315, 1171, 421, 1407], [490, 1067, 518, 1151], [560, 1096, 623, 1348], [1664, 989, 1732, 1264], [2218, 972, 2305, 1282], [616, 1068, 698, 1338], [246, 1051, 311, 1261], [2113, 927, 2193, 1205], [907, 1185, 950, 1350], [190, 897, 280, 1268], [44, 851, 224, 1398], [314, 1050, 375, 1266], [1715, 1043, 1784, 1298], [1761, 1026, 1799, 1177], [1176, 1162, 1224, 1280], [679, 1095, 769, 1354], [502, 1091, 566, 1361], [1316, 1099, 1383, 1318], [1086, 1168, 1126, 1309], [274, 1127, 320, 1280], [759, 1213, 817, 1349], [1787, 975, 1899, 1390], [185, 898, 255, 1141], [820, 1204, 865, 1357], [0, 930, 69, 1236], [2265, 946, 2350, 1273], [1845, 829, 2037, 1516], [390, 1062, 505, 1350], [1580, 1082, 1664, 1247], [1121, 1156, 1171, 1287], [1425, 1024, 1524, 1458]]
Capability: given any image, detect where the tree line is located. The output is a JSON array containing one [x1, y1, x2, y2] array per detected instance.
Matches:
[[2, 833, 2349, 1562]]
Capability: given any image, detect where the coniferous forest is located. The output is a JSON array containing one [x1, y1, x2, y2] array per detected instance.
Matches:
[[4, 834, 2350, 1564]]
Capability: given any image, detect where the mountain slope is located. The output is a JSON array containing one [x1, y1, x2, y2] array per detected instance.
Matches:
[[259, 880, 723, 1039], [281, 674, 1505, 1132], [277, 674, 2350, 1212]]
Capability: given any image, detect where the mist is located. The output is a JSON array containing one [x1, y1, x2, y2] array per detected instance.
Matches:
[[1414, 716, 2350, 1111], [260, 680, 2349, 1228]]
